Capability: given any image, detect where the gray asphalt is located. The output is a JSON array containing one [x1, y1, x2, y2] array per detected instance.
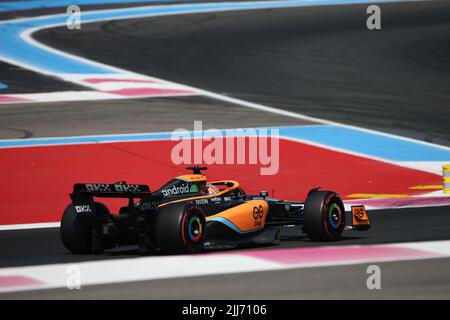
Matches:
[[0, 96, 307, 139], [0, 61, 86, 95], [1, 206, 449, 268], [34, 0, 450, 145]]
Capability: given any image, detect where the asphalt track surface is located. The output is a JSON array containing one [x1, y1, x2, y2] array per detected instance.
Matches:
[[0, 61, 86, 94], [1, 0, 450, 298], [1, 205, 450, 269], [1, 205, 450, 298], [33, 0, 450, 146], [0, 96, 305, 138]]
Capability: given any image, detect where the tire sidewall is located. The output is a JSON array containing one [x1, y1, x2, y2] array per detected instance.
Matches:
[[155, 204, 206, 254], [304, 191, 345, 241]]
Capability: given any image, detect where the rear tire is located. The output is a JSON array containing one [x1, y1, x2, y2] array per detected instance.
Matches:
[[60, 202, 110, 254], [154, 204, 205, 254], [304, 191, 345, 241]]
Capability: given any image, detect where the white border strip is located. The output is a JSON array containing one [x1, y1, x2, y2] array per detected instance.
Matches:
[[0, 222, 60, 231]]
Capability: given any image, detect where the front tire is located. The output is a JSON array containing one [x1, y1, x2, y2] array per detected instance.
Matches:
[[304, 190, 345, 241], [154, 204, 206, 254]]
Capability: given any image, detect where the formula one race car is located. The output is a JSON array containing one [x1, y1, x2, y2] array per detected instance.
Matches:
[[60, 166, 371, 254]]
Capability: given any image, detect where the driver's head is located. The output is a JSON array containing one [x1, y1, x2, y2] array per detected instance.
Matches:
[[206, 184, 220, 195]]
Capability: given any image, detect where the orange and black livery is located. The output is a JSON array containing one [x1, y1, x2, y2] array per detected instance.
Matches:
[[61, 166, 371, 254]]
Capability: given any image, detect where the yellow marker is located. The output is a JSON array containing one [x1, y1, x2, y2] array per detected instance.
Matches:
[[444, 165, 450, 194], [347, 193, 409, 199], [409, 185, 443, 190]]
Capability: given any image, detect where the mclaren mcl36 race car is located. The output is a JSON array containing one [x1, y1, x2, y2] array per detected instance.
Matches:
[[60, 166, 371, 254]]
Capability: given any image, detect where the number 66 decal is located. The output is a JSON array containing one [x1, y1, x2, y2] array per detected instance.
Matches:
[[253, 205, 264, 220]]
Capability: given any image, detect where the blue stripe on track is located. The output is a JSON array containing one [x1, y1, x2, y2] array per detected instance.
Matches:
[[0, 132, 174, 148], [1, 125, 449, 163], [0, 0, 192, 12], [279, 126, 450, 162]]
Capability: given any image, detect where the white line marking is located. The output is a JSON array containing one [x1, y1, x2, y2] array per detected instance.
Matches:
[[0, 90, 198, 104], [397, 161, 449, 175], [0, 222, 60, 231], [4, 91, 121, 102], [403, 241, 450, 256]]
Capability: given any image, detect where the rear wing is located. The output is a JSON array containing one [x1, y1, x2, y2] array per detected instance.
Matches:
[[71, 183, 151, 202], [69, 183, 162, 216], [73, 183, 150, 197]]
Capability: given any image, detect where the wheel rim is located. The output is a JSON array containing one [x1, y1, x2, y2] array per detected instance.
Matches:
[[328, 203, 342, 230], [187, 215, 203, 243]]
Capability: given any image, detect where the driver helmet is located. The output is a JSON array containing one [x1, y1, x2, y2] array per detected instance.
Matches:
[[206, 184, 220, 195]]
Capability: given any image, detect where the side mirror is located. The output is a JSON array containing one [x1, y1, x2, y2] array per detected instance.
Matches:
[[260, 191, 268, 199]]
